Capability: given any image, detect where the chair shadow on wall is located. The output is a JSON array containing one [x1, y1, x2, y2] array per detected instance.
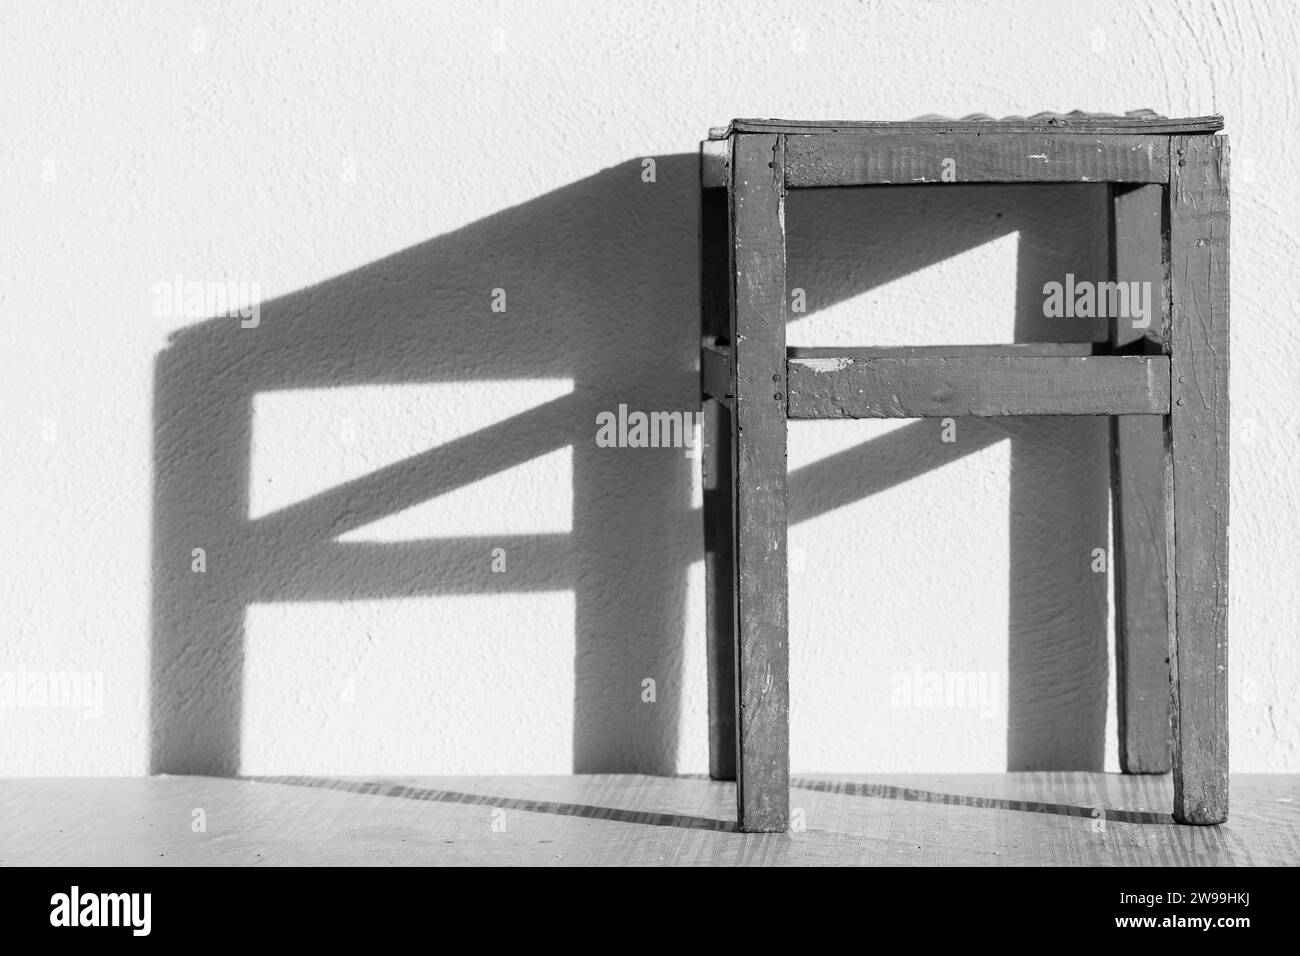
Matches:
[[151, 155, 1112, 778]]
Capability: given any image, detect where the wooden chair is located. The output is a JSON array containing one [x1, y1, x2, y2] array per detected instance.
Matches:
[[699, 113, 1229, 831]]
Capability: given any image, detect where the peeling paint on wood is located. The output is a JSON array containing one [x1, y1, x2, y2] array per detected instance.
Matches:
[[729, 133, 789, 831], [717, 113, 1224, 137], [786, 133, 1169, 187], [1166, 134, 1230, 825], [786, 355, 1170, 418]]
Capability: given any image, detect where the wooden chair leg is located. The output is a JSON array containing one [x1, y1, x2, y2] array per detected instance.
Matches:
[[729, 132, 789, 832], [702, 397, 736, 780], [700, 150, 736, 781], [1111, 414, 1172, 772], [1109, 184, 1171, 773], [1166, 135, 1230, 824]]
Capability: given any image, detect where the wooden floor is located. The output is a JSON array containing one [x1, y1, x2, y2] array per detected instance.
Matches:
[[2, 773, 1297, 866]]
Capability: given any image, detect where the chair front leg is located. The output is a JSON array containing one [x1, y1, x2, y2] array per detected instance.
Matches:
[[729, 132, 790, 832]]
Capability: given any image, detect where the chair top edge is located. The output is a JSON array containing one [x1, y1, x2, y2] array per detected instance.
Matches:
[[708, 113, 1224, 139]]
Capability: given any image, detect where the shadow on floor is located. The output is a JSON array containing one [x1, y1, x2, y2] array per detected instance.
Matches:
[[253, 775, 736, 832], [789, 776, 1170, 825], [255, 773, 1181, 833]]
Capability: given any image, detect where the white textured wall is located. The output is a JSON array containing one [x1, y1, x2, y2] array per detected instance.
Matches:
[[2, 0, 1297, 777]]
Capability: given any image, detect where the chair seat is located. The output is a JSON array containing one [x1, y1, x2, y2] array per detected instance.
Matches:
[[710, 111, 1223, 138]]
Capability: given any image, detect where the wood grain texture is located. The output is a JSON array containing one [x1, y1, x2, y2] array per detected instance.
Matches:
[[1166, 135, 1231, 825], [785, 133, 1169, 187], [2, 773, 1294, 866], [1110, 184, 1172, 774], [720, 115, 1225, 137], [786, 355, 1170, 418], [788, 342, 1099, 359], [729, 133, 789, 831]]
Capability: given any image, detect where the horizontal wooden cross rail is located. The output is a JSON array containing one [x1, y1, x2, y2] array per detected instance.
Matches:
[[701, 345, 1170, 417], [786, 354, 1170, 418], [787, 342, 1099, 359], [784, 133, 1170, 187]]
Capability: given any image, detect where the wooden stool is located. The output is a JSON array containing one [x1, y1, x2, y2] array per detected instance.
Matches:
[[699, 113, 1229, 831]]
